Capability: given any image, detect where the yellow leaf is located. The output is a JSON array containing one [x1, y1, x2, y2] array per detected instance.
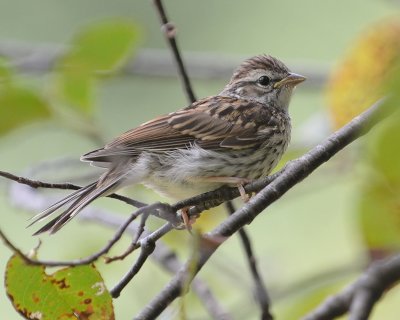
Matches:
[[327, 18, 400, 128]]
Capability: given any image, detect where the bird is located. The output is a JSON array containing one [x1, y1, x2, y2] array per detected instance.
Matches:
[[30, 55, 306, 235]]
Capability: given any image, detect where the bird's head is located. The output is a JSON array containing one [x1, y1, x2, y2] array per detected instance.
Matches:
[[221, 55, 306, 110]]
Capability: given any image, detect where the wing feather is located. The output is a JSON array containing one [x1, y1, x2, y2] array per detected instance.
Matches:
[[82, 96, 283, 164]]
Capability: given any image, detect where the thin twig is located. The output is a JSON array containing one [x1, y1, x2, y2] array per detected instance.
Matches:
[[0, 203, 167, 267], [104, 212, 151, 263], [110, 222, 174, 298], [2, 200, 230, 320], [80, 208, 231, 319], [111, 238, 156, 298], [0, 170, 146, 208], [152, 0, 196, 103], [135, 98, 393, 319], [225, 201, 272, 320]]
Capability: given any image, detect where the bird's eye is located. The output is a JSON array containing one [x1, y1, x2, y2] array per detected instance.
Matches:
[[257, 76, 271, 86]]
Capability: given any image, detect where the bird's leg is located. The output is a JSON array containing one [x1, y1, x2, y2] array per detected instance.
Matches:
[[237, 184, 250, 202], [177, 207, 198, 233], [190, 176, 253, 203]]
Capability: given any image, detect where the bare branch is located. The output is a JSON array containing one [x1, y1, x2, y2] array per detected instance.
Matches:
[[1, 197, 230, 320], [225, 201, 272, 320], [152, 0, 196, 103], [0, 170, 146, 208], [302, 254, 400, 320], [111, 237, 156, 298], [0, 203, 169, 267], [80, 208, 231, 319], [109, 222, 175, 297], [135, 98, 393, 319]]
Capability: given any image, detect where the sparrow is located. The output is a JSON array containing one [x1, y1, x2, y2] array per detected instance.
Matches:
[[30, 55, 305, 234]]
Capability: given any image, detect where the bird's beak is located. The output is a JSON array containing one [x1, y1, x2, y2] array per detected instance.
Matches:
[[274, 72, 306, 88]]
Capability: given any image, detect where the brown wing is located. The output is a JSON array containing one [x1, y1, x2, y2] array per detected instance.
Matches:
[[81, 96, 281, 163]]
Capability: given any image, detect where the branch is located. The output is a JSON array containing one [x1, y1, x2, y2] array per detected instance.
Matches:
[[0, 203, 172, 267], [152, 0, 196, 103], [110, 222, 174, 298], [1, 193, 230, 320], [79, 207, 232, 319], [225, 201, 272, 320], [0, 170, 146, 208], [302, 254, 400, 320], [135, 98, 393, 319]]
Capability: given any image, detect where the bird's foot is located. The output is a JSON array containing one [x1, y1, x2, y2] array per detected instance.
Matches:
[[177, 207, 197, 233]]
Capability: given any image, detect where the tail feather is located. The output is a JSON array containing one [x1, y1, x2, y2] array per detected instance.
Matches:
[[32, 212, 71, 236], [30, 180, 118, 235], [47, 181, 118, 234], [28, 182, 97, 227]]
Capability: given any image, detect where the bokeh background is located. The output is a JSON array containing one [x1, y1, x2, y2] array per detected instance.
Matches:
[[1, 0, 400, 319]]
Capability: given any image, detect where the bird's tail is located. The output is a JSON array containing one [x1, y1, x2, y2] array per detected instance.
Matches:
[[29, 179, 119, 235]]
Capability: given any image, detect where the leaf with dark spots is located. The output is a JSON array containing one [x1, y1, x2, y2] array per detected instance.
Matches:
[[5, 254, 114, 320]]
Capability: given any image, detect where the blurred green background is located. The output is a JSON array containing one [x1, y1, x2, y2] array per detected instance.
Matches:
[[1, 0, 399, 319]]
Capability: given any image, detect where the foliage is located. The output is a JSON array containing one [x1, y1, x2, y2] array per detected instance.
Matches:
[[0, 19, 140, 138], [54, 19, 140, 116], [327, 17, 400, 129], [5, 254, 114, 320], [327, 17, 400, 259], [0, 58, 51, 135], [0, 18, 139, 318], [358, 60, 400, 257]]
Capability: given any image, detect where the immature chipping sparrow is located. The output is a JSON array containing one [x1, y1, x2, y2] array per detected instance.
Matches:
[[31, 55, 305, 234]]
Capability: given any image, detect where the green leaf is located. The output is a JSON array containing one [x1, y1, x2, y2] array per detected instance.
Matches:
[[356, 51, 400, 255], [358, 117, 400, 253], [0, 85, 51, 135], [56, 64, 94, 115], [359, 178, 400, 252], [68, 19, 140, 72], [5, 254, 114, 320], [54, 19, 139, 116]]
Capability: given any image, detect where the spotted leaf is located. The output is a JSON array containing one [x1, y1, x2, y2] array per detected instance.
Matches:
[[5, 254, 114, 320]]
